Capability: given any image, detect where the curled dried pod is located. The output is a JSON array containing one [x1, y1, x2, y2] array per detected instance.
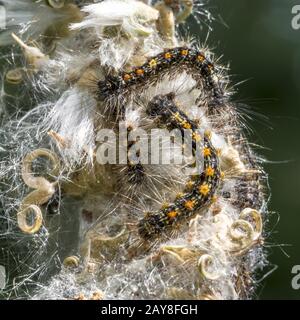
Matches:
[[197, 254, 220, 280], [63, 256, 80, 268], [81, 226, 129, 261], [5, 68, 23, 84], [18, 149, 61, 234], [91, 227, 128, 244], [11, 33, 49, 71], [160, 245, 199, 263], [239, 208, 262, 239], [229, 219, 254, 244], [17, 204, 43, 234], [22, 148, 60, 190], [227, 219, 259, 256], [47, 0, 65, 9]]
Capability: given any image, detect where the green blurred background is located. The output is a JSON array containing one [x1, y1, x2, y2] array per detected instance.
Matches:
[[195, 0, 300, 299]]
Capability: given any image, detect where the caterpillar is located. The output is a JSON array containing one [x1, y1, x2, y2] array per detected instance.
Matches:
[[137, 93, 221, 240], [98, 47, 225, 104], [125, 125, 145, 184]]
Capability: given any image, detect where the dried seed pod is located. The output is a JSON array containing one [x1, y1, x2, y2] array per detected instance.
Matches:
[[11, 33, 49, 71], [63, 256, 80, 268], [227, 219, 259, 256], [229, 220, 254, 244], [159, 245, 200, 263], [22, 148, 60, 189], [47, 0, 65, 9], [239, 208, 262, 239], [198, 254, 220, 280], [17, 205, 43, 234], [17, 149, 61, 234], [81, 226, 129, 261], [5, 68, 23, 84]]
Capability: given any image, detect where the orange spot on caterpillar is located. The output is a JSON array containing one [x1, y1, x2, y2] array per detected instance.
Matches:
[[205, 167, 215, 177], [135, 68, 144, 76], [174, 112, 182, 122], [192, 132, 201, 142], [203, 147, 211, 157], [184, 200, 196, 211], [123, 73, 131, 81], [197, 54, 205, 62], [167, 211, 178, 219], [181, 49, 189, 56], [182, 122, 192, 129], [164, 52, 172, 59], [199, 184, 210, 196], [149, 59, 157, 68]]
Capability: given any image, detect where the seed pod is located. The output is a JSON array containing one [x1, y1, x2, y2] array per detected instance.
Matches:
[[47, 0, 65, 9], [5, 68, 23, 84], [63, 256, 80, 268], [17, 205, 43, 234]]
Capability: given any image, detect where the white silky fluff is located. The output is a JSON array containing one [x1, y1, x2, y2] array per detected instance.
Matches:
[[0, 0, 66, 45], [43, 87, 97, 167], [70, 0, 159, 36]]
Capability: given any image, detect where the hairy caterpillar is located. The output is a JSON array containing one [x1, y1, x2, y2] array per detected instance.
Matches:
[[125, 125, 145, 184], [137, 93, 221, 240], [98, 46, 225, 104]]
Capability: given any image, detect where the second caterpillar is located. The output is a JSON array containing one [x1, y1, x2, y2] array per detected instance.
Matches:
[[138, 93, 221, 240]]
